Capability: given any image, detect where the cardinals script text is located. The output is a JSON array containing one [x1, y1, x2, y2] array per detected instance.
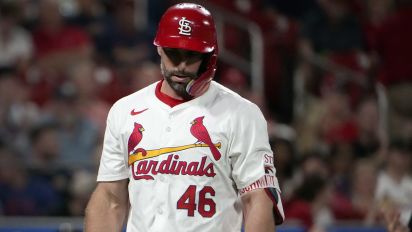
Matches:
[[131, 154, 216, 180]]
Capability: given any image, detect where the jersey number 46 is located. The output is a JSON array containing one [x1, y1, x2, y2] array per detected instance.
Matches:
[[177, 185, 216, 217]]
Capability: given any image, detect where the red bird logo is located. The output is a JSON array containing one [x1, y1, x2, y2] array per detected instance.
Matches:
[[128, 122, 146, 156], [190, 116, 221, 161]]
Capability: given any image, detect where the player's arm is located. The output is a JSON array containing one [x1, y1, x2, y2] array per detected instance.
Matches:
[[242, 188, 276, 232], [84, 179, 129, 232]]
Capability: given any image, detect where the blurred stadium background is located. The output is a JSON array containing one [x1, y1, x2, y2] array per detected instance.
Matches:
[[0, 0, 411, 231]]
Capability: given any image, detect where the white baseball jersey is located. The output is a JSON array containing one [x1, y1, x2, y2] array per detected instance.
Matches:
[[97, 80, 284, 232]]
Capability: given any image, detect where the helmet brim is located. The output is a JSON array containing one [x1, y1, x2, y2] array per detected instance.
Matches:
[[154, 36, 215, 54]]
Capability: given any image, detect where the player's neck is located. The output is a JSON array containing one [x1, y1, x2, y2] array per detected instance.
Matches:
[[160, 79, 184, 100], [156, 80, 187, 107]]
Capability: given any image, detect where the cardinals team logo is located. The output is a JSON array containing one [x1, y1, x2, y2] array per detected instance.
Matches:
[[127, 116, 222, 180], [178, 17, 192, 35], [128, 122, 147, 156], [190, 116, 221, 161]]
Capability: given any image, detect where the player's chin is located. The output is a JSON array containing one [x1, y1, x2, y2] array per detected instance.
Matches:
[[171, 83, 192, 99], [170, 82, 185, 92]]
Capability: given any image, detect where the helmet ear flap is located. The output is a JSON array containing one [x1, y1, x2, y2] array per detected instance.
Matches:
[[197, 53, 209, 76], [186, 49, 217, 97]]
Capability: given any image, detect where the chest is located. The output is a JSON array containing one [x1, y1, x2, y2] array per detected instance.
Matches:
[[123, 107, 228, 145], [119, 106, 231, 179]]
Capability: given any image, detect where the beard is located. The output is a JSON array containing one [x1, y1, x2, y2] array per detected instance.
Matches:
[[160, 62, 197, 100]]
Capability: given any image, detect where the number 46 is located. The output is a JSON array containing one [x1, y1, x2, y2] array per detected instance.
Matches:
[[177, 185, 216, 217]]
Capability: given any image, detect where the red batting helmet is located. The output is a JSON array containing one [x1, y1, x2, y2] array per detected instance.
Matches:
[[153, 3, 218, 97]]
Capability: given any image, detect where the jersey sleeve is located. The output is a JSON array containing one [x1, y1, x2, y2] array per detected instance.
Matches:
[[97, 103, 129, 181], [229, 102, 275, 189], [229, 102, 285, 224]]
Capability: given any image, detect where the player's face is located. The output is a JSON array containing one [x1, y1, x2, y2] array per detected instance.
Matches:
[[158, 47, 204, 100]]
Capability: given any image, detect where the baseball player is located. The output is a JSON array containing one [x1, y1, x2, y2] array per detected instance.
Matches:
[[85, 3, 284, 232]]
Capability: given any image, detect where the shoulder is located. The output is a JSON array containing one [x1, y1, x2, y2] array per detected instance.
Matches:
[[207, 82, 266, 130], [211, 82, 258, 110], [210, 81, 265, 121]]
